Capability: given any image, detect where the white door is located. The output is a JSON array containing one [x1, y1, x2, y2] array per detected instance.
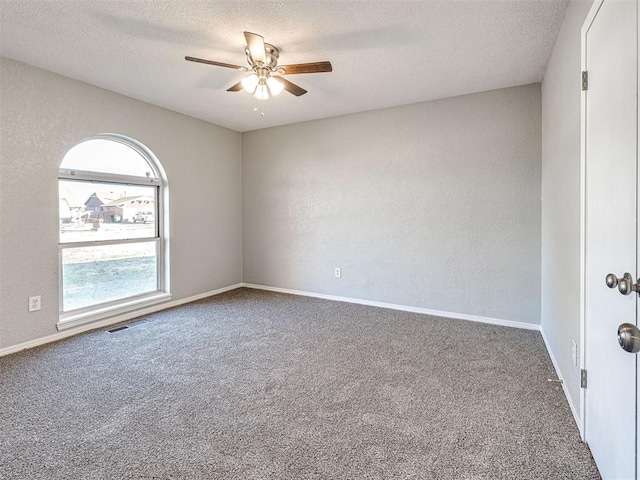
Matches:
[[584, 0, 638, 478]]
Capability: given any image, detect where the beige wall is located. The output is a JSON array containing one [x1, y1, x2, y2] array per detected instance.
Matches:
[[243, 84, 542, 325], [0, 57, 243, 349], [541, 0, 592, 411]]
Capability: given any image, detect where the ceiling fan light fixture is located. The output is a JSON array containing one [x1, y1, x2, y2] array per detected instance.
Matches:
[[186, 31, 332, 99], [241, 74, 259, 93], [267, 77, 284, 96]]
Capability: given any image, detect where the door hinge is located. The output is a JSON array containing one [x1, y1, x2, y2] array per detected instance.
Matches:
[[582, 71, 588, 91], [581, 369, 587, 388]]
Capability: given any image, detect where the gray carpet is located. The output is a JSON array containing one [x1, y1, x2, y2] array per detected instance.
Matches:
[[1, 288, 600, 479]]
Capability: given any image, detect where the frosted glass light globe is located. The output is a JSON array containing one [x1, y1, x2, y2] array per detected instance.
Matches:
[[241, 74, 259, 93], [267, 77, 284, 96]]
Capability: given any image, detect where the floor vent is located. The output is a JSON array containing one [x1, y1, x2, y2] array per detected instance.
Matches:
[[107, 325, 129, 333], [107, 318, 149, 333]]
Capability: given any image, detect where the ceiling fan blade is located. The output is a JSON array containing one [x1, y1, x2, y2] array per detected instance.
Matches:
[[185, 56, 247, 71], [244, 31, 267, 65], [279, 61, 333, 75], [278, 77, 307, 96], [227, 81, 244, 92]]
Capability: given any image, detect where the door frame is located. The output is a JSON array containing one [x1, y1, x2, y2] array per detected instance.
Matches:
[[637, 0, 639, 454], [579, 0, 639, 443], [579, 0, 604, 443]]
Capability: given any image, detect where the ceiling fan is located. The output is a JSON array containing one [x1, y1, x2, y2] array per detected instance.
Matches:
[[186, 31, 332, 99]]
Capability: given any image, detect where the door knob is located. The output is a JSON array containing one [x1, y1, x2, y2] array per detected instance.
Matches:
[[618, 273, 636, 295], [618, 323, 640, 353], [605, 273, 620, 288], [605, 272, 639, 295]]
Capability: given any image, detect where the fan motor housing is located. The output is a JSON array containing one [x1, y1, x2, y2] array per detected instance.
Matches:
[[246, 43, 280, 69]]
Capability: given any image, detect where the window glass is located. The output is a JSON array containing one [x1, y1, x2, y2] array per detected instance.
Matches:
[[60, 139, 158, 178], [59, 180, 157, 243], [61, 242, 158, 311]]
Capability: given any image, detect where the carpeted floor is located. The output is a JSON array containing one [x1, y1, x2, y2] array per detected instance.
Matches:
[[1, 288, 600, 479]]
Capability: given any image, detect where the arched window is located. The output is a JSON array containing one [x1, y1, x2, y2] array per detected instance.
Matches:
[[57, 134, 170, 329]]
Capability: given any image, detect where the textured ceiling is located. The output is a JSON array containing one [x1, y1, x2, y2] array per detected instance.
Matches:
[[0, 1, 569, 132]]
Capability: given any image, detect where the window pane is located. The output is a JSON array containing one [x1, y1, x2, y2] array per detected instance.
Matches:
[[59, 180, 157, 243], [61, 242, 158, 312], [60, 139, 158, 178]]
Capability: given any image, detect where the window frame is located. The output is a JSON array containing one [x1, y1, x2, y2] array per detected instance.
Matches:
[[57, 134, 171, 331]]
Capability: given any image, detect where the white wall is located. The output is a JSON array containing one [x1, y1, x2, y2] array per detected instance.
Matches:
[[541, 0, 592, 411], [0, 57, 242, 350], [243, 84, 542, 325]]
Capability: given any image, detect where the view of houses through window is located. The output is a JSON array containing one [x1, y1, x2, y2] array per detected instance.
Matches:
[[58, 136, 165, 315]]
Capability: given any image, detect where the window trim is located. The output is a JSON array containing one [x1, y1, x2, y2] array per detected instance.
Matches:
[[58, 292, 172, 331], [56, 134, 171, 331], [59, 169, 162, 185]]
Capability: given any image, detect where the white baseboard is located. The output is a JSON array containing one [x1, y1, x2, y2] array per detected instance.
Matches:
[[242, 283, 541, 331], [1, 281, 541, 357], [0, 283, 243, 357], [540, 328, 582, 436]]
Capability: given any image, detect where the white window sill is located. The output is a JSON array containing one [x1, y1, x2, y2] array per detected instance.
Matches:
[[57, 292, 172, 331]]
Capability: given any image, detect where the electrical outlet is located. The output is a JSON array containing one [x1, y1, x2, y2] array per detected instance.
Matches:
[[334, 268, 341, 278], [572, 340, 578, 367], [29, 296, 41, 312]]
